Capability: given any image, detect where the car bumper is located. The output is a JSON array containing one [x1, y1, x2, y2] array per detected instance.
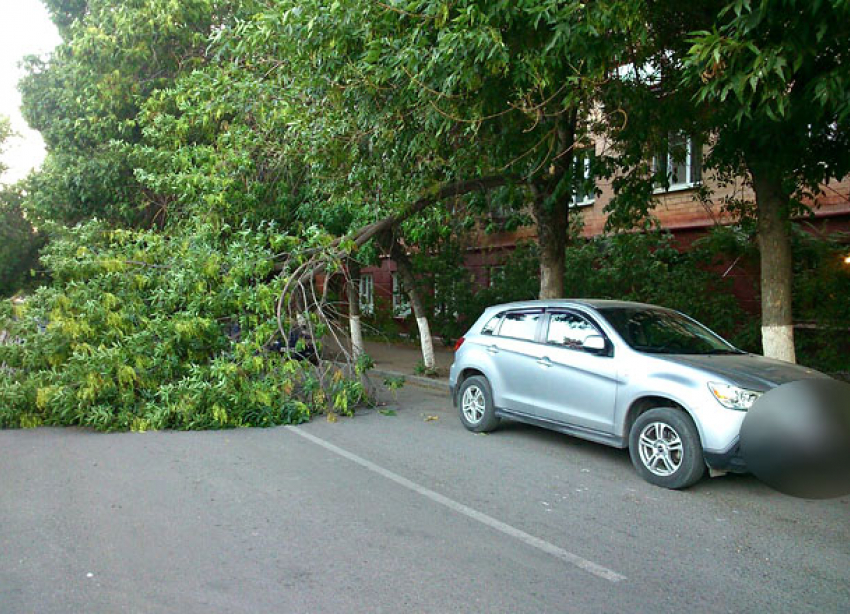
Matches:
[[704, 439, 748, 473], [448, 363, 459, 405]]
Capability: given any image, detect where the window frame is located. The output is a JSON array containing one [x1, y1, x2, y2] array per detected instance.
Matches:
[[391, 272, 412, 318], [433, 281, 460, 318], [358, 274, 374, 316], [543, 309, 613, 356], [488, 266, 505, 288], [652, 134, 702, 193], [571, 148, 596, 208], [480, 312, 504, 336], [491, 309, 545, 342]]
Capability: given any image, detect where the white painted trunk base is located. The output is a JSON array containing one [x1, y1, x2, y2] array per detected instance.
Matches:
[[761, 324, 796, 364], [416, 316, 436, 370], [349, 315, 364, 359]]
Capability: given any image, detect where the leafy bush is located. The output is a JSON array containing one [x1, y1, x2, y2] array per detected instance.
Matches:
[[417, 225, 848, 373], [0, 221, 368, 431], [417, 231, 754, 348], [792, 230, 850, 374], [563, 230, 753, 347], [414, 241, 540, 343]]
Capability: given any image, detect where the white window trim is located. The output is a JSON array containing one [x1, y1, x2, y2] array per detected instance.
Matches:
[[653, 136, 702, 193], [392, 273, 411, 318], [488, 266, 505, 288], [572, 196, 596, 208], [358, 274, 374, 316], [433, 282, 460, 318], [571, 149, 596, 208]]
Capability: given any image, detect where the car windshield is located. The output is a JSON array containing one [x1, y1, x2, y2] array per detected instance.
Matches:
[[598, 307, 742, 355]]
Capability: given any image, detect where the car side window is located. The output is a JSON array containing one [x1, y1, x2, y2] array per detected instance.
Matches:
[[546, 312, 601, 350], [497, 311, 541, 341], [481, 313, 503, 336]]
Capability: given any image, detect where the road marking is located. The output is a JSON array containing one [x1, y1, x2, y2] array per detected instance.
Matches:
[[285, 426, 626, 583]]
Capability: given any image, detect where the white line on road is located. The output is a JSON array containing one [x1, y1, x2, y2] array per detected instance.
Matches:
[[285, 425, 627, 583]]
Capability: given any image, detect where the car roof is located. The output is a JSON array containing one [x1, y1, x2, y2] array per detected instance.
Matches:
[[484, 299, 669, 312]]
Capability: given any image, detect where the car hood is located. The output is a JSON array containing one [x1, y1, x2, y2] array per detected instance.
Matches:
[[659, 353, 829, 391]]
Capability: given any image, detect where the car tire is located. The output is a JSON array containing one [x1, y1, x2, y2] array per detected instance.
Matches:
[[629, 407, 706, 489], [457, 375, 500, 433]]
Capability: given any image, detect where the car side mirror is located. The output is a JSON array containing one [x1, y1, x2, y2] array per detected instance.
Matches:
[[582, 335, 609, 355]]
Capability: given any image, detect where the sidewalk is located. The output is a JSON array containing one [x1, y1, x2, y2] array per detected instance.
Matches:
[[320, 333, 453, 392], [363, 339, 453, 393]]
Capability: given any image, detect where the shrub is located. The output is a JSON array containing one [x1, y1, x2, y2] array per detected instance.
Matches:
[[421, 231, 755, 349], [564, 230, 752, 347], [792, 229, 850, 374]]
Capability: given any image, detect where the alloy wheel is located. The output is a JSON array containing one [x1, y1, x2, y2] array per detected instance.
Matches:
[[638, 422, 684, 477], [461, 385, 486, 424]]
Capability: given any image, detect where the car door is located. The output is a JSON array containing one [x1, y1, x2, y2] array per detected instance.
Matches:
[[535, 310, 619, 433], [483, 309, 546, 415]]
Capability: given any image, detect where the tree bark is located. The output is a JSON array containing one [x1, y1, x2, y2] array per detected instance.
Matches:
[[532, 183, 569, 299], [532, 112, 576, 300], [383, 234, 436, 372], [748, 162, 796, 363], [346, 261, 364, 360]]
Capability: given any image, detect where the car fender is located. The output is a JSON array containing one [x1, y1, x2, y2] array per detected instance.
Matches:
[[453, 341, 505, 407], [615, 380, 708, 446]]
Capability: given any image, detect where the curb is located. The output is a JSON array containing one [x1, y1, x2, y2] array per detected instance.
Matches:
[[370, 368, 450, 395]]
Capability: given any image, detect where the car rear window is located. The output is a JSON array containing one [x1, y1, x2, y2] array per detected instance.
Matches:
[[497, 311, 541, 341], [481, 313, 502, 336]]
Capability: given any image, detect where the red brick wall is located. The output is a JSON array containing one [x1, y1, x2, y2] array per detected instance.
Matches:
[[362, 171, 850, 319]]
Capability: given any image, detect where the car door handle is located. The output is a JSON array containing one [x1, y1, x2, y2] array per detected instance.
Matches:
[[487, 345, 500, 355], [537, 357, 553, 368]]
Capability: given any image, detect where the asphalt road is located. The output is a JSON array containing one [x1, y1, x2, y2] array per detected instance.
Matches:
[[2, 385, 849, 613]]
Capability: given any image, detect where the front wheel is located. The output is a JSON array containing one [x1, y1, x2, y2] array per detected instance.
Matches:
[[457, 375, 500, 433], [629, 407, 706, 489]]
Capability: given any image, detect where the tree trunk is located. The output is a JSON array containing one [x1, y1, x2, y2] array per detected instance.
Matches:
[[532, 183, 568, 299], [749, 162, 796, 363], [346, 262, 364, 360], [384, 235, 436, 372], [532, 113, 576, 300]]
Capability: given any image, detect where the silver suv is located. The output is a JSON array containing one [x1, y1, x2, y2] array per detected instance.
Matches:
[[449, 300, 828, 489]]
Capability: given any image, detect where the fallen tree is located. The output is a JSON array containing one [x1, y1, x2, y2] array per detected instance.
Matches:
[[273, 175, 517, 370], [0, 221, 372, 431]]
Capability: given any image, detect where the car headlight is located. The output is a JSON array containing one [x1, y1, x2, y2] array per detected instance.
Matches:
[[708, 382, 763, 411]]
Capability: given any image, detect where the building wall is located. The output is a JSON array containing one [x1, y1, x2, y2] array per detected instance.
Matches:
[[362, 164, 850, 320]]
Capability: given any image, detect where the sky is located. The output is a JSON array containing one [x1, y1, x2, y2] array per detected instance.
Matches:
[[0, 0, 61, 185]]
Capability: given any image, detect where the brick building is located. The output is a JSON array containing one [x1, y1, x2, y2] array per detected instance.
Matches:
[[358, 139, 850, 321]]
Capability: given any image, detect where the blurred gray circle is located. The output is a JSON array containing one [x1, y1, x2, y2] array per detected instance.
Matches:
[[740, 379, 850, 499]]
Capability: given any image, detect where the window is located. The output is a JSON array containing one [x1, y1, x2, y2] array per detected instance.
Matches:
[[498, 311, 541, 341], [653, 134, 702, 191], [599, 307, 738, 355], [358, 274, 374, 315], [572, 149, 595, 207], [433, 283, 458, 318], [489, 200, 512, 221], [488, 266, 504, 288], [481, 313, 502, 336], [615, 59, 663, 87], [392, 273, 411, 318], [546, 312, 602, 350]]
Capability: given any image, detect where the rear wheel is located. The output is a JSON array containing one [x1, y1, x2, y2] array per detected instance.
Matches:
[[629, 407, 705, 489], [457, 375, 500, 433]]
